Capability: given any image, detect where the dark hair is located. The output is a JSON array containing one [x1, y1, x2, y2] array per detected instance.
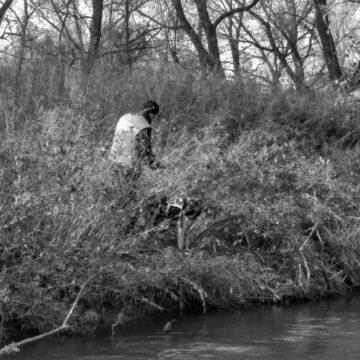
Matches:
[[143, 100, 159, 114]]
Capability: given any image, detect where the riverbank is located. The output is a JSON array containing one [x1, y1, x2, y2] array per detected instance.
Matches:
[[1, 69, 360, 344]]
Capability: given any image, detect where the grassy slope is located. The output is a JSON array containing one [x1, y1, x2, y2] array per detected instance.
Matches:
[[1, 67, 360, 339]]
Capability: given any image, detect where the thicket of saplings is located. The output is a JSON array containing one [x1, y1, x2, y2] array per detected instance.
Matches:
[[1, 63, 360, 341]]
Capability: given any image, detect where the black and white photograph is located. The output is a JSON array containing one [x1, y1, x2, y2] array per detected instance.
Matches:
[[1, 0, 360, 359]]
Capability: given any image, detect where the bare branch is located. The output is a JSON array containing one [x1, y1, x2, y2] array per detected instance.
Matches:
[[0, 0, 14, 25], [136, 8, 181, 30], [0, 275, 96, 356], [213, 0, 261, 28]]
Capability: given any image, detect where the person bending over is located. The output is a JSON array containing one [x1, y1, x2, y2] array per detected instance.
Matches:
[[109, 100, 161, 177]]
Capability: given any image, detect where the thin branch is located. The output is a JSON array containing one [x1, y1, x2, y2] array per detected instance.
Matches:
[[213, 0, 261, 28], [62, 275, 95, 327], [300, 222, 318, 251], [136, 9, 181, 30], [0, 275, 96, 356]]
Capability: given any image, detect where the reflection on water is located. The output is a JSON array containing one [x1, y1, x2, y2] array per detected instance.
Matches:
[[4, 297, 360, 360]]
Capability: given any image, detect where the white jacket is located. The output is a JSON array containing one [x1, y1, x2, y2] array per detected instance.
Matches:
[[109, 113, 151, 166]]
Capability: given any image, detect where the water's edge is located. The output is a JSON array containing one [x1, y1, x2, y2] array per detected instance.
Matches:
[[4, 296, 360, 360]]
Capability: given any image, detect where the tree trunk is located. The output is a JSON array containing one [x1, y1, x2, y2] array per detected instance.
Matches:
[[227, 10, 243, 76], [207, 28, 223, 74], [349, 60, 360, 88], [171, 0, 213, 73], [0, 0, 14, 25], [229, 37, 240, 75], [170, 17, 180, 64], [15, 0, 30, 104], [81, 0, 104, 89], [194, 0, 224, 75], [313, 0, 342, 80], [124, 0, 132, 71]]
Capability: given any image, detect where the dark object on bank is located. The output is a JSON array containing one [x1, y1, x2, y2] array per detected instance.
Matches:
[[183, 198, 202, 220], [167, 197, 202, 251], [140, 195, 202, 250], [141, 194, 168, 237]]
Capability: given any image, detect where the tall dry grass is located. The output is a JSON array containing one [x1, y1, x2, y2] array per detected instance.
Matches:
[[1, 63, 360, 339]]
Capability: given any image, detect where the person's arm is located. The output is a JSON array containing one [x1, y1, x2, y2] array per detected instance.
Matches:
[[135, 128, 158, 168]]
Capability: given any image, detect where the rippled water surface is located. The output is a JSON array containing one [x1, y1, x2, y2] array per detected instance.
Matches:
[[6, 297, 360, 360]]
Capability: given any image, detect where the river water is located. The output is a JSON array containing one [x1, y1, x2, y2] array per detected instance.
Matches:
[[5, 296, 360, 360]]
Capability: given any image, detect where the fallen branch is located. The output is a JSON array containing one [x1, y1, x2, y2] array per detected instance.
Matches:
[[0, 275, 95, 356], [315, 227, 324, 257], [137, 296, 169, 312], [300, 222, 318, 252], [329, 269, 344, 281], [111, 307, 128, 338], [298, 250, 311, 290]]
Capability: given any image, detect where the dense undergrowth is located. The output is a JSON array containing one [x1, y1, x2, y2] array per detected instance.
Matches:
[[1, 65, 360, 342]]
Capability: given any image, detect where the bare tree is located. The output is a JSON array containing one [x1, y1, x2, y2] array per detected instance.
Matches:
[[15, 0, 32, 103], [313, 0, 342, 80], [240, 22, 284, 89], [124, 0, 132, 69], [246, 0, 316, 91], [136, 0, 192, 66], [217, 0, 246, 76], [81, 0, 104, 86], [248, 12, 303, 90], [170, 0, 261, 76], [29, 0, 104, 88]]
